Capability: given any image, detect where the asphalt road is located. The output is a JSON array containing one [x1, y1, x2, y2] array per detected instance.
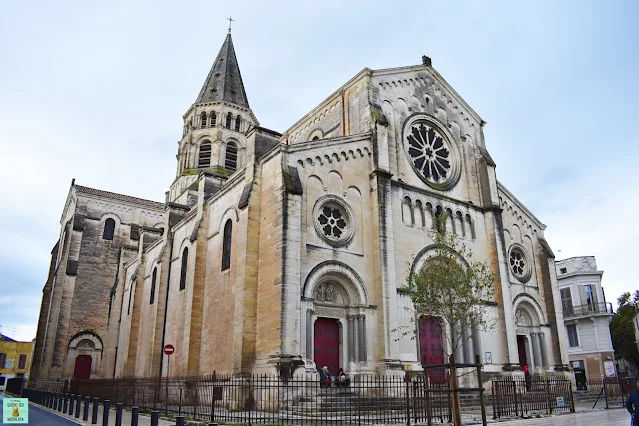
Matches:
[[0, 391, 82, 425]]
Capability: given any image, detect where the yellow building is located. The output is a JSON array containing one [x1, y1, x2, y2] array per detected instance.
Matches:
[[0, 334, 34, 391]]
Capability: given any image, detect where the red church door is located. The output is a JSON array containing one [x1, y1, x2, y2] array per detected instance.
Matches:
[[314, 317, 340, 376], [418, 316, 445, 381], [73, 355, 92, 379]]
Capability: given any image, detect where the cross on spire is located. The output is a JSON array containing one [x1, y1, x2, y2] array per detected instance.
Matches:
[[227, 15, 235, 33]]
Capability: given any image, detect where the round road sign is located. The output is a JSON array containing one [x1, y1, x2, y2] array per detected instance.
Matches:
[[164, 344, 175, 355]]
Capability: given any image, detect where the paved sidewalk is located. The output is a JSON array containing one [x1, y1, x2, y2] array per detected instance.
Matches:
[[30, 403, 176, 426], [497, 408, 630, 425]]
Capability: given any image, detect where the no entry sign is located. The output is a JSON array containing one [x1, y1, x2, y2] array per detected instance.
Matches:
[[164, 344, 175, 355]]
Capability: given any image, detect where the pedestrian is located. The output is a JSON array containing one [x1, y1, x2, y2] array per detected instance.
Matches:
[[626, 378, 639, 425]]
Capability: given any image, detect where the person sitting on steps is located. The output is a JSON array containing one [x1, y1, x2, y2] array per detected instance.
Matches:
[[319, 366, 331, 388], [336, 368, 350, 387]]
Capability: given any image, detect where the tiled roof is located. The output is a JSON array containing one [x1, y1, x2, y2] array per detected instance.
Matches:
[[0, 333, 17, 342], [75, 185, 165, 209]]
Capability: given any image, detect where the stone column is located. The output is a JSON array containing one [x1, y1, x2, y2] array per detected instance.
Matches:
[[306, 310, 313, 360], [462, 326, 470, 364], [531, 333, 542, 368], [353, 315, 359, 362], [358, 315, 367, 362], [471, 322, 481, 363], [538, 333, 548, 367], [347, 316, 355, 362]]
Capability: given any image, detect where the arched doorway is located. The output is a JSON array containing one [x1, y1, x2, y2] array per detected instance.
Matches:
[[314, 317, 340, 376], [418, 316, 445, 381], [514, 301, 548, 372], [73, 355, 92, 379]]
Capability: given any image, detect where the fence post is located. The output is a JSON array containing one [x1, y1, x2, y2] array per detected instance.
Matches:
[[92, 397, 99, 424], [75, 395, 81, 418], [53, 392, 58, 411], [491, 382, 497, 419], [131, 406, 139, 426], [603, 377, 609, 409], [569, 380, 575, 413], [475, 355, 487, 426], [102, 400, 110, 426], [545, 379, 552, 414], [151, 410, 159, 426], [178, 387, 183, 417], [69, 393, 75, 414], [512, 381, 519, 417], [59, 392, 64, 412], [115, 402, 123, 426], [405, 375, 410, 426], [63, 393, 69, 413], [83, 396, 90, 420]]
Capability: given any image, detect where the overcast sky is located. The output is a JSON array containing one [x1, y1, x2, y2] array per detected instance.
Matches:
[[1, 0, 637, 341]]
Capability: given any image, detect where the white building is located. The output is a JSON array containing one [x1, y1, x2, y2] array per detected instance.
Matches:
[[556, 256, 614, 386]]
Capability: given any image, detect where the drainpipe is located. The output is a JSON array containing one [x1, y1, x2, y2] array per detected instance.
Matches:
[[159, 234, 175, 377]]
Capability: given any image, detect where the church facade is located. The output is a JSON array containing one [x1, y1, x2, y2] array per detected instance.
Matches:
[[31, 31, 569, 381]]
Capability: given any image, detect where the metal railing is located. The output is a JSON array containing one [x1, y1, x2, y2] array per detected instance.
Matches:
[[492, 376, 575, 418], [562, 302, 613, 319], [28, 366, 488, 425]]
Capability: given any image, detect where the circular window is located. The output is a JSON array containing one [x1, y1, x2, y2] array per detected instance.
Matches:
[[403, 115, 461, 190], [313, 195, 356, 247], [509, 244, 532, 283]]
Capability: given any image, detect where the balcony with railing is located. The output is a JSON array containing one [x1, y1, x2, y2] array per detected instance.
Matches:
[[563, 302, 613, 319]]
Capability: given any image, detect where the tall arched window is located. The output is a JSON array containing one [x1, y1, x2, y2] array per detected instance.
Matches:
[[434, 205, 445, 234], [127, 281, 134, 315], [149, 267, 157, 305], [225, 142, 238, 172], [198, 141, 212, 167], [182, 150, 188, 169], [210, 111, 216, 127], [200, 112, 207, 128], [103, 218, 115, 240], [179, 247, 188, 290], [222, 220, 232, 271], [234, 115, 241, 131], [225, 112, 232, 129]]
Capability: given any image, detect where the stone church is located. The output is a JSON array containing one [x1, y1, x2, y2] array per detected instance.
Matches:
[[31, 29, 569, 381]]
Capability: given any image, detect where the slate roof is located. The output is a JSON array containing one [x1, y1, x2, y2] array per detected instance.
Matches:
[[195, 33, 250, 107], [75, 185, 165, 209]]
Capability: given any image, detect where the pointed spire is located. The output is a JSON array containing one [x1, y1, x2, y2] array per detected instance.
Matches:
[[195, 33, 249, 108]]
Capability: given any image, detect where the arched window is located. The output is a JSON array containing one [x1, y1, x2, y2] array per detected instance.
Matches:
[[225, 112, 232, 129], [200, 112, 207, 128], [434, 206, 445, 234], [127, 281, 134, 315], [149, 267, 157, 305], [179, 247, 188, 290], [222, 220, 232, 271], [210, 111, 216, 127], [225, 142, 238, 172], [234, 115, 241, 131], [103, 218, 115, 240], [182, 150, 188, 169], [312, 136, 320, 141], [198, 141, 212, 168]]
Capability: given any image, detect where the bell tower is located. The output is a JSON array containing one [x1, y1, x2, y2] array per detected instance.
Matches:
[[168, 29, 258, 204]]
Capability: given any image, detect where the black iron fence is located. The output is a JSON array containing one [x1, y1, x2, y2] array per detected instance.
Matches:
[[28, 366, 487, 425], [582, 377, 632, 408], [492, 376, 575, 418]]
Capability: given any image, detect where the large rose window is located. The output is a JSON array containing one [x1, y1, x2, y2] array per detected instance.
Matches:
[[313, 195, 356, 247], [403, 116, 460, 190]]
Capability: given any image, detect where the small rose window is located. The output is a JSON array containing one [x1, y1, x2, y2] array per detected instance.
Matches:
[[508, 244, 532, 283], [313, 195, 356, 247], [318, 206, 347, 238]]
